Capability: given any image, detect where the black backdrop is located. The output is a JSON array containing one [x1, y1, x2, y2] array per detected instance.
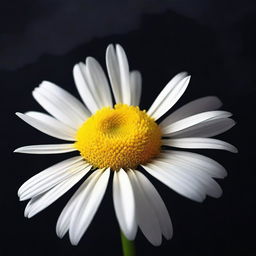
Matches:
[[1, 1, 256, 255]]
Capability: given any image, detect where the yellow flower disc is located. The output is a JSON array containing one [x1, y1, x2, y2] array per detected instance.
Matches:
[[75, 104, 162, 170]]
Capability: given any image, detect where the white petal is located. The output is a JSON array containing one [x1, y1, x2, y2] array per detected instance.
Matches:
[[56, 170, 100, 238], [18, 156, 82, 195], [86, 57, 113, 108], [73, 63, 101, 113], [152, 159, 209, 199], [32, 87, 79, 129], [16, 112, 76, 141], [147, 72, 187, 117], [116, 44, 131, 105], [128, 170, 162, 246], [159, 153, 222, 198], [113, 169, 136, 240], [161, 110, 232, 135], [106, 44, 122, 104], [39, 81, 90, 121], [24, 165, 91, 218], [162, 137, 238, 153], [20, 161, 86, 201], [18, 157, 85, 200], [14, 144, 76, 154], [161, 150, 227, 178], [147, 73, 190, 120], [169, 118, 236, 138], [78, 62, 103, 107], [142, 162, 206, 202], [134, 170, 173, 240], [69, 168, 110, 245], [161, 96, 222, 126], [130, 71, 142, 106]]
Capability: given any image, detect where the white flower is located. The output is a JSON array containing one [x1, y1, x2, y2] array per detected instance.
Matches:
[[15, 44, 237, 246]]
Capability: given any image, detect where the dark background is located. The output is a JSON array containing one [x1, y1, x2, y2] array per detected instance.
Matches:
[[1, 0, 256, 255]]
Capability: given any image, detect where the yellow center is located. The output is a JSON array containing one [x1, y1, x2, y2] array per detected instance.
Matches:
[[75, 104, 162, 171]]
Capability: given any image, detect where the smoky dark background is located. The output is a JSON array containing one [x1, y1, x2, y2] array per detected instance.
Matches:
[[1, 0, 256, 255]]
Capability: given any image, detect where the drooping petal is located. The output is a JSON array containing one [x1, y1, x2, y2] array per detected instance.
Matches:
[[161, 96, 222, 126], [69, 168, 110, 245], [161, 110, 232, 135], [168, 118, 236, 138], [14, 144, 76, 154], [162, 137, 238, 153], [85, 57, 113, 108], [128, 170, 162, 246], [24, 165, 91, 218], [73, 63, 101, 113], [56, 170, 100, 239], [130, 71, 142, 106], [147, 73, 190, 120], [113, 169, 137, 240], [19, 162, 86, 201], [16, 112, 76, 141], [133, 170, 173, 240], [158, 153, 222, 198], [142, 162, 206, 202], [18, 156, 85, 200], [161, 150, 227, 178]]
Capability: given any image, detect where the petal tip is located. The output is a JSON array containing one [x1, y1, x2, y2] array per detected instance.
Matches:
[[57, 233, 65, 239], [15, 112, 22, 117], [232, 146, 239, 153], [70, 238, 79, 246]]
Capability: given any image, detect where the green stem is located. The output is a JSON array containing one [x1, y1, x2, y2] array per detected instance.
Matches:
[[121, 231, 136, 256]]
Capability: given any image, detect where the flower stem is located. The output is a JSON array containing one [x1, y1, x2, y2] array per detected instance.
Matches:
[[121, 231, 136, 256]]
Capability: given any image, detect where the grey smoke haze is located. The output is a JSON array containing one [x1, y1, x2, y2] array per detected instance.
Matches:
[[0, 0, 255, 70], [1, 0, 177, 70]]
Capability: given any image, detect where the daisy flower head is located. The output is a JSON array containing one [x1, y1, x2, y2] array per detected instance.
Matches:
[[15, 44, 237, 246]]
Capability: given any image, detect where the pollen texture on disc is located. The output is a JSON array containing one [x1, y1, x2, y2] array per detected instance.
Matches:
[[75, 104, 162, 170]]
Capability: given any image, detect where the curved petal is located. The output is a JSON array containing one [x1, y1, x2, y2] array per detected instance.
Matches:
[[113, 169, 137, 240], [73, 63, 101, 113], [161, 96, 222, 126], [106, 44, 122, 104], [116, 44, 131, 105], [162, 137, 238, 153], [16, 112, 76, 141], [85, 57, 113, 108], [128, 170, 162, 246], [168, 118, 236, 138], [106, 44, 133, 105], [32, 87, 79, 129], [38, 81, 90, 122], [142, 162, 206, 202], [24, 165, 91, 218], [130, 71, 142, 106], [161, 110, 232, 135], [147, 73, 190, 120], [18, 156, 85, 200], [14, 144, 76, 154], [56, 170, 100, 238], [82, 61, 105, 108], [161, 150, 227, 178], [158, 154, 222, 198], [134, 170, 173, 240], [19, 162, 86, 201], [69, 168, 110, 245]]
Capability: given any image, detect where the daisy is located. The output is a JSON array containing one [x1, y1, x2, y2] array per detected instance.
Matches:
[[15, 44, 237, 247]]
